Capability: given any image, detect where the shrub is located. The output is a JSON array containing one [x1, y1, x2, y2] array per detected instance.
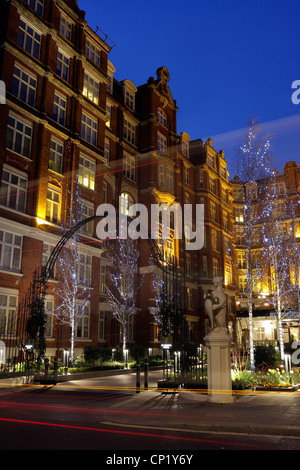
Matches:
[[254, 344, 281, 370]]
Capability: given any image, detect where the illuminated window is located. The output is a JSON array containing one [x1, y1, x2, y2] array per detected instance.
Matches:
[[83, 72, 99, 105], [78, 155, 96, 190], [209, 176, 216, 194], [225, 263, 232, 285], [46, 184, 61, 224], [120, 192, 133, 215], [44, 297, 54, 337], [78, 254, 91, 286], [100, 265, 106, 294]]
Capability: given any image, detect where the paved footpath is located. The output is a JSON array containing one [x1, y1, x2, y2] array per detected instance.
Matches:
[[49, 369, 300, 439]]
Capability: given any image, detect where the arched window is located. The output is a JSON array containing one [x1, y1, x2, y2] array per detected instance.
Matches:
[[120, 192, 133, 215]]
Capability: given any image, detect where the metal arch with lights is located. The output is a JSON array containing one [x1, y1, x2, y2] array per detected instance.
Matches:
[[0, 213, 183, 372]]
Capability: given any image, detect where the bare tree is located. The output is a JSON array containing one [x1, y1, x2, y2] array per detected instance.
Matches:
[[54, 180, 90, 366], [235, 117, 273, 371]]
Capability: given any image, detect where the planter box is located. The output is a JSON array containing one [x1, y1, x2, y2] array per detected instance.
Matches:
[[256, 383, 300, 392]]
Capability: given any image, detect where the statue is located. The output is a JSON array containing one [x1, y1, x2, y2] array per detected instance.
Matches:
[[204, 277, 227, 332]]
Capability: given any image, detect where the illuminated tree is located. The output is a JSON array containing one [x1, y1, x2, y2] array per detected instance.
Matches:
[[54, 180, 90, 366], [105, 222, 141, 358], [235, 117, 273, 370], [260, 175, 294, 360]]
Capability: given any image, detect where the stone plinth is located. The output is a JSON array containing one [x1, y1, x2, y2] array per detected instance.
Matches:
[[204, 329, 234, 404]]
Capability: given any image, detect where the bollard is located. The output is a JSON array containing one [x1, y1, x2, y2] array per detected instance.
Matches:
[[136, 360, 140, 393], [144, 359, 149, 389]]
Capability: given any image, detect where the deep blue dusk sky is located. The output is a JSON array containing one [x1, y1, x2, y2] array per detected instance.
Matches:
[[79, 0, 300, 178]]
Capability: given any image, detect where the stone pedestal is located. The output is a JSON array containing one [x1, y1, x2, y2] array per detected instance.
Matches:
[[204, 329, 234, 404]]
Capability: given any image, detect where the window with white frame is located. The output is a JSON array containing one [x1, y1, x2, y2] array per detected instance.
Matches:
[[53, 92, 66, 125], [207, 153, 215, 169], [56, 50, 70, 81], [123, 153, 135, 181], [18, 19, 41, 59], [85, 39, 101, 67], [184, 166, 190, 185], [225, 263, 232, 285], [0, 230, 22, 271], [6, 113, 32, 158], [223, 211, 229, 230], [78, 253, 92, 286], [0, 165, 27, 213], [210, 201, 217, 222], [99, 310, 105, 340], [104, 139, 110, 165], [166, 167, 172, 190], [209, 176, 216, 194], [239, 275, 247, 292], [46, 184, 61, 224], [83, 72, 99, 105], [76, 301, 90, 338], [157, 132, 167, 153], [79, 200, 94, 236], [235, 207, 244, 223], [78, 154, 96, 190], [123, 119, 136, 145], [24, 0, 44, 16], [81, 112, 97, 146], [124, 89, 135, 111], [49, 137, 64, 173], [12, 63, 37, 107], [157, 108, 167, 126], [59, 15, 72, 41], [213, 258, 219, 278], [0, 290, 18, 336], [182, 140, 189, 157], [44, 297, 54, 337]]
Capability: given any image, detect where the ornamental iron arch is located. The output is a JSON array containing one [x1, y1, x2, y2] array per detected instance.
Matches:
[[0, 213, 183, 372]]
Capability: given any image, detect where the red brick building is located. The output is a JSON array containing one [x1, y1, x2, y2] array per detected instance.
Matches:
[[0, 0, 242, 365]]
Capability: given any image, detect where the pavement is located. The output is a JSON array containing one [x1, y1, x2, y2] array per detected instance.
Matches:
[[32, 368, 300, 439]]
